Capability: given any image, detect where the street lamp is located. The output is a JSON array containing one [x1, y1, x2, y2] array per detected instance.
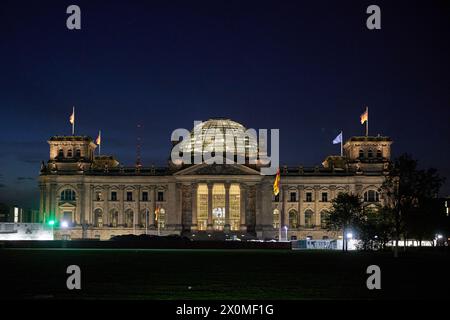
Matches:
[[48, 219, 55, 238], [284, 226, 288, 242], [61, 220, 69, 229]]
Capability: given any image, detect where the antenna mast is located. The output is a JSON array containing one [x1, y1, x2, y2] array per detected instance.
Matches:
[[136, 123, 143, 168]]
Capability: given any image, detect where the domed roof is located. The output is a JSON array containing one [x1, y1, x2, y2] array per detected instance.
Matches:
[[177, 118, 258, 161]]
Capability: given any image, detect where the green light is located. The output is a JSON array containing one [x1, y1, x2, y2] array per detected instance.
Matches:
[[48, 220, 55, 226]]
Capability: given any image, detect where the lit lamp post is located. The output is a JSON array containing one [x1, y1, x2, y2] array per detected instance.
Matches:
[[284, 226, 288, 242], [48, 219, 55, 240], [346, 232, 353, 251]]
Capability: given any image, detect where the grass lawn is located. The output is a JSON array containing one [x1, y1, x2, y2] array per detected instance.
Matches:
[[1, 248, 449, 300]]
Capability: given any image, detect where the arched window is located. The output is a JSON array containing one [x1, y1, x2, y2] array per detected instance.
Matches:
[[109, 209, 118, 227], [94, 209, 103, 227], [364, 190, 380, 202], [75, 149, 81, 158], [67, 149, 73, 158], [58, 149, 64, 158], [289, 210, 298, 228], [368, 149, 373, 158], [359, 150, 364, 158], [125, 209, 134, 227], [157, 208, 166, 229], [60, 189, 76, 201], [304, 209, 314, 228], [273, 209, 280, 229], [376, 150, 382, 158], [320, 211, 329, 228]]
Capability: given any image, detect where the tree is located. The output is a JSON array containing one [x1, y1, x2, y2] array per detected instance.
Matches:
[[380, 154, 445, 256], [324, 193, 363, 251], [355, 206, 395, 251]]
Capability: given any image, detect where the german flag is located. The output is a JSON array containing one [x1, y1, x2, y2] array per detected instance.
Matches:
[[360, 107, 368, 124], [273, 167, 280, 196]]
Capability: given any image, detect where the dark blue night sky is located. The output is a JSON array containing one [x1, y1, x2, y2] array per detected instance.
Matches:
[[0, 0, 449, 208]]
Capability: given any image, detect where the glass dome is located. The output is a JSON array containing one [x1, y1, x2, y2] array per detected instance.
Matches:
[[177, 118, 258, 161]]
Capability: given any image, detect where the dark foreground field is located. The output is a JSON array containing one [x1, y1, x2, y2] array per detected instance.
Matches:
[[1, 248, 449, 300]]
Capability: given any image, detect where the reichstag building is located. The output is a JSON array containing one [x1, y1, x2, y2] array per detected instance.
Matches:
[[38, 118, 392, 240]]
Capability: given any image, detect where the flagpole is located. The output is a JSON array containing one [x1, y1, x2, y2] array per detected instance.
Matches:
[[72, 107, 75, 135], [366, 107, 369, 136], [340, 131, 343, 156], [98, 131, 101, 156]]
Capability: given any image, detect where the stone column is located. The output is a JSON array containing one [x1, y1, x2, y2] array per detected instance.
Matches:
[[149, 186, 156, 228], [118, 185, 124, 226], [87, 185, 93, 224], [207, 183, 213, 230], [255, 184, 262, 232], [191, 183, 198, 231], [282, 186, 289, 228], [77, 183, 84, 225], [50, 183, 57, 221], [240, 184, 247, 231], [314, 185, 320, 227], [104, 186, 110, 226], [135, 185, 141, 227], [39, 183, 45, 223], [224, 182, 231, 232], [298, 185, 304, 226], [330, 185, 336, 200]]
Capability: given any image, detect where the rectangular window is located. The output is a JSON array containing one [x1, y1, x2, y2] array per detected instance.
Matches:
[[142, 192, 148, 202], [290, 192, 297, 202], [157, 191, 164, 202], [306, 192, 312, 202], [321, 192, 328, 202], [111, 192, 117, 201], [126, 192, 133, 202]]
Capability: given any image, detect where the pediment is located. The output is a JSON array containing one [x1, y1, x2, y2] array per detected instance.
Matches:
[[58, 202, 76, 208], [174, 163, 260, 176]]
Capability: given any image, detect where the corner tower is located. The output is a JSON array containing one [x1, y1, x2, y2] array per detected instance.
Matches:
[[47, 136, 97, 171]]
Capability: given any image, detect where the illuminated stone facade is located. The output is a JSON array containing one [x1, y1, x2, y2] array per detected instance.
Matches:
[[38, 119, 392, 240]]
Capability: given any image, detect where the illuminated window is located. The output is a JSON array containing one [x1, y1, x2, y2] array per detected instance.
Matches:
[[229, 184, 240, 231], [61, 189, 76, 201], [320, 211, 328, 228], [125, 209, 134, 227], [157, 208, 166, 229], [212, 184, 225, 231], [377, 150, 382, 158], [364, 190, 379, 202], [94, 209, 103, 227], [197, 184, 208, 230], [62, 211, 72, 224], [289, 210, 298, 228], [109, 210, 118, 227], [58, 149, 64, 158], [305, 210, 314, 228], [273, 209, 280, 229]]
